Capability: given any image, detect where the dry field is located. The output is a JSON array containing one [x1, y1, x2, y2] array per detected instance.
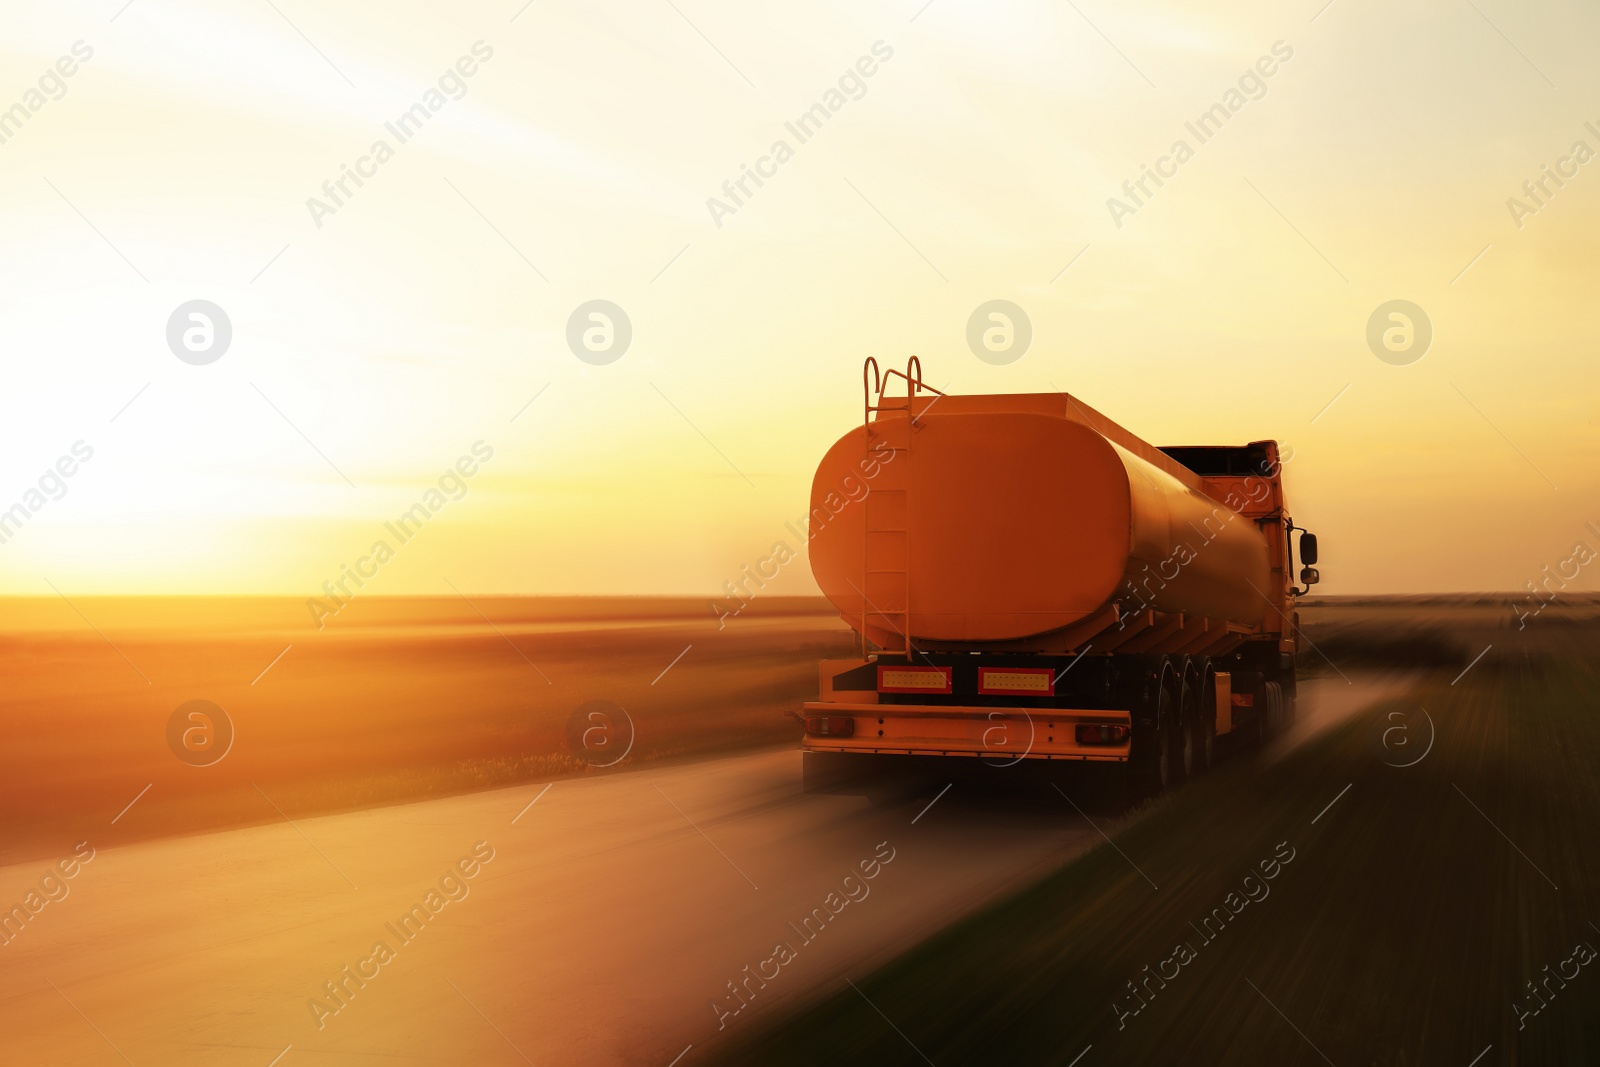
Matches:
[[0, 595, 854, 865], [1295, 592, 1600, 673], [7, 590, 1588, 874]]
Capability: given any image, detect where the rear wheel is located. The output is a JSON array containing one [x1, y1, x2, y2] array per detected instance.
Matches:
[[1129, 660, 1176, 798], [1175, 660, 1198, 783], [1193, 658, 1217, 773]]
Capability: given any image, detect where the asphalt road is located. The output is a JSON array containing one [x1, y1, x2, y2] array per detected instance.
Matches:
[[0, 676, 1397, 1066]]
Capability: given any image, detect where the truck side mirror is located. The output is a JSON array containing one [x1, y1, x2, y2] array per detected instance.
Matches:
[[1299, 532, 1319, 566], [1300, 566, 1320, 586]]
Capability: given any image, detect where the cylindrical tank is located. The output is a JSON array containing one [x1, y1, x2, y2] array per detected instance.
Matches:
[[808, 406, 1271, 644]]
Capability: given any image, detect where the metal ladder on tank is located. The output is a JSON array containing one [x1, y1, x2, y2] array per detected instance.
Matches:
[[859, 357, 943, 659]]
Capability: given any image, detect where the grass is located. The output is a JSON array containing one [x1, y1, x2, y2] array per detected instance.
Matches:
[[1293, 593, 1600, 675], [710, 609, 1600, 1065]]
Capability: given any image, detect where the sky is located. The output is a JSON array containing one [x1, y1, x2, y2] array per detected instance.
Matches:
[[0, 0, 1597, 599]]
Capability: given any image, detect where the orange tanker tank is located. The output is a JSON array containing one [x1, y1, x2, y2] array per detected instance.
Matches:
[[799, 359, 1321, 800], [809, 393, 1274, 646]]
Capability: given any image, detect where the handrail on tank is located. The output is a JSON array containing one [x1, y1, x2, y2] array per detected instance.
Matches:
[[863, 356, 945, 436], [880, 364, 946, 400], [862, 357, 882, 431]]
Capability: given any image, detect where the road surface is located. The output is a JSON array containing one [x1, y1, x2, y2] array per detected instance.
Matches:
[[0, 676, 1399, 1065]]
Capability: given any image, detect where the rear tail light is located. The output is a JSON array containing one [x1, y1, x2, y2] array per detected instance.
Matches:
[[1075, 724, 1130, 745], [805, 716, 856, 737], [978, 667, 1055, 696], [1232, 693, 1255, 707], [877, 666, 952, 694]]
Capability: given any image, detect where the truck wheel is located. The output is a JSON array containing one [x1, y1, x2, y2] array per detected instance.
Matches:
[[1193, 659, 1216, 773], [1261, 681, 1284, 741], [1175, 661, 1198, 783], [1128, 663, 1175, 799]]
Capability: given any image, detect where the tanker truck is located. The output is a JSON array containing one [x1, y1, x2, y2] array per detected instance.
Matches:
[[800, 358, 1320, 799]]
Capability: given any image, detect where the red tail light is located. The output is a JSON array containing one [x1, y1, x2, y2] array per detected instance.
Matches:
[[978, 667, 1055, 696], [805, 716, 856, 737], [1231, 693, 1254, 707], [877, 665, 952, 694], [1075, 724, 1130, 745]]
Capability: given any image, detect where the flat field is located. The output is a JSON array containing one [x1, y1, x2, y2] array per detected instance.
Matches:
[[0, 595, 853, 865]]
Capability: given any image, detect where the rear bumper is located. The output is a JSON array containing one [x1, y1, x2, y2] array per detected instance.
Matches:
[[799, 701, 1131, 762]]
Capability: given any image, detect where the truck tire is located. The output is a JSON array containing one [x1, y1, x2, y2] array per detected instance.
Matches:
[[1261, 681, 1284, 741], [1127, 658, 1176, 799], [1174, 657, 1198, 783], [1193, 657, 1216, 773]]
